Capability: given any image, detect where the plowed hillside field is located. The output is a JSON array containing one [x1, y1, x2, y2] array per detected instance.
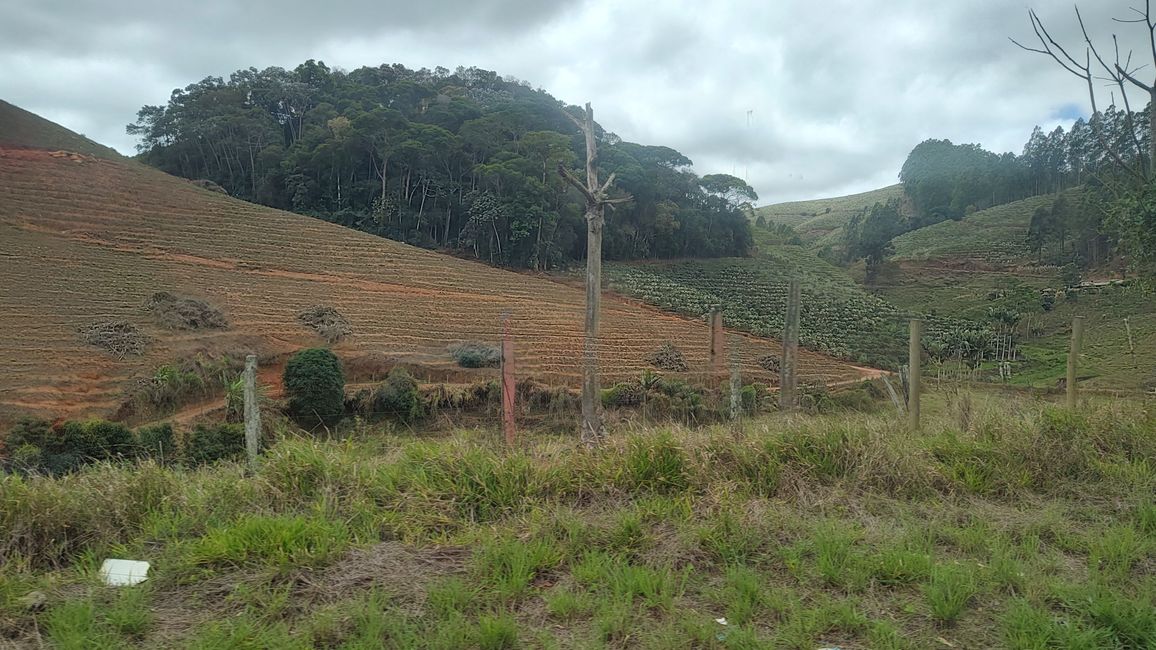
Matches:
[[0, 147, 872, 425]]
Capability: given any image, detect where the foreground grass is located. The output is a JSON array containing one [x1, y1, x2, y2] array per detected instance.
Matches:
[[1, 391, 1154, 648]]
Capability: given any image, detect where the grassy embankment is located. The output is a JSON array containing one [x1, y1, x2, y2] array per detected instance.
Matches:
[[2, 390, 1154, 648]]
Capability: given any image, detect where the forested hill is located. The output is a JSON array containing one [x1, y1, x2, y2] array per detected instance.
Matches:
[[128, 61, 756, 270]]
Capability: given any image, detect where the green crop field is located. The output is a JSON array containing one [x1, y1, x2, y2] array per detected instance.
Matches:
[[876, 263, 1156, 391], [756, 185, 905, 244], [890, 194, 1055, 265], [3, 391, 1154, 649], [607, 247, 985, 370]]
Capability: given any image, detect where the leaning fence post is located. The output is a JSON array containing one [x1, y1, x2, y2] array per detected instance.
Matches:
[[780, 279, 801, 412], [908, 319, 923, 430], [501, 313, 517, 446], [1066, 315, 1084, 408], [243, 354, 260, 469]]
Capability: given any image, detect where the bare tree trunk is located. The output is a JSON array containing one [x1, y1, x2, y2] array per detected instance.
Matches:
[[1149, 87, 1156, 176], [559, 103, 631, 445], [582, 205, 604, 442]]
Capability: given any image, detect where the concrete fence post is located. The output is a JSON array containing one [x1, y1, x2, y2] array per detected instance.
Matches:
[[780, 279, 801, 412], [908, 319, 923, 430], [243, 354, 260, 469], [1067, 316, 1084, 408]]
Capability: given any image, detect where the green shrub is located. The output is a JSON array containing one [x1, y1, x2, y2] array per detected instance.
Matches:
[[647, 379, 706, 420], [134, 423, 175, 462], [186, 423, 245, 465], [740, 383, 765, 415], [3, 418, 134, 475], [449, 342, 500, 368], [2, 418, 53, 472], [372, 367, 425, 423], [602, 382, 644, 408], [799, 382, 835, 413], [283, 348, 345, 427]]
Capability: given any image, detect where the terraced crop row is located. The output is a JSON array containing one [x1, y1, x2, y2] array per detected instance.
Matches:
[[0, 149, 869, 423], [607, 253, 981, 369]]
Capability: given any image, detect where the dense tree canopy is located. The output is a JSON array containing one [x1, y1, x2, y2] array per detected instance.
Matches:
[[891, 105, 1156, 273], [900, 106, 1149, 226], [842, 201, 905, 281], [128, 61, 753, 269]]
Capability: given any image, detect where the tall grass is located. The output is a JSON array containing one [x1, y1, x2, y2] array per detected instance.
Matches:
[[1, 391, 1153, 647]]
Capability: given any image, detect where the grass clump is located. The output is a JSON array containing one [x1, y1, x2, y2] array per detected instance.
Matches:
[[471, 536, 561, 601], [924, 563, 981, 624], [620, 433, 692, 494], [188, 514, 349, 571]]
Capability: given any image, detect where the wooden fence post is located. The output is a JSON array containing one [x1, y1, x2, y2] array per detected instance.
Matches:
[[1067, 316, 1084, 408], [780, 279, 801, 411], [243, 354, 260, 469], [710, 308, 725, 384], [908, 319, 923, 430], [501, 314, 517, 446], [1124, 317, 1136, 367]]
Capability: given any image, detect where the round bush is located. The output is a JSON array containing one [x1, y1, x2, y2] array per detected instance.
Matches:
[[284, 348, 346, 427], [372, 367, 425, 423]]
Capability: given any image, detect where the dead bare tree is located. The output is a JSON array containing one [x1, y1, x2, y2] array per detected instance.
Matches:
[[558, 103, 631, 445], [1011, 3, 1156, 181]]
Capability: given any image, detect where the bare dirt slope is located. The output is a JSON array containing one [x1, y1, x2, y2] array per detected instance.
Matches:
[[0, 113, 872, 425]]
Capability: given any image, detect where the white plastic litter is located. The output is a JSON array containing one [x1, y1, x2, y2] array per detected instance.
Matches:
[[100, 559, 150, 586], [715, 618, 728, 626]]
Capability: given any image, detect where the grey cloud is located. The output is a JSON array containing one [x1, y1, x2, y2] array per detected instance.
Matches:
[[1, 0, 1151, 202]]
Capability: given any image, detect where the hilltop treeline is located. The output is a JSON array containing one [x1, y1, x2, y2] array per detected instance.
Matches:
[[843, 106, 1151, 274], [128, 61, 754, 269], [901, 106, 1148, 222]]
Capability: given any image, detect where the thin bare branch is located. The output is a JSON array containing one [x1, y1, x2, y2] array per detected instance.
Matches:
[[1082, 7, 1124, 81], [598, 172, 616, 195], [1116, 63, 1154, 90], [561, 108, 585, 130], [557, 163, 595, 203], [1034, 9, 1093, 73]]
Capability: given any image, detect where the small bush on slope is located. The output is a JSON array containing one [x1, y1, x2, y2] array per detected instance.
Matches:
[[283, 348, 345, 428]]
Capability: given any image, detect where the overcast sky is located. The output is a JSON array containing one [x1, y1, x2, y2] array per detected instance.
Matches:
[[1, 0, 1149, 203]]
